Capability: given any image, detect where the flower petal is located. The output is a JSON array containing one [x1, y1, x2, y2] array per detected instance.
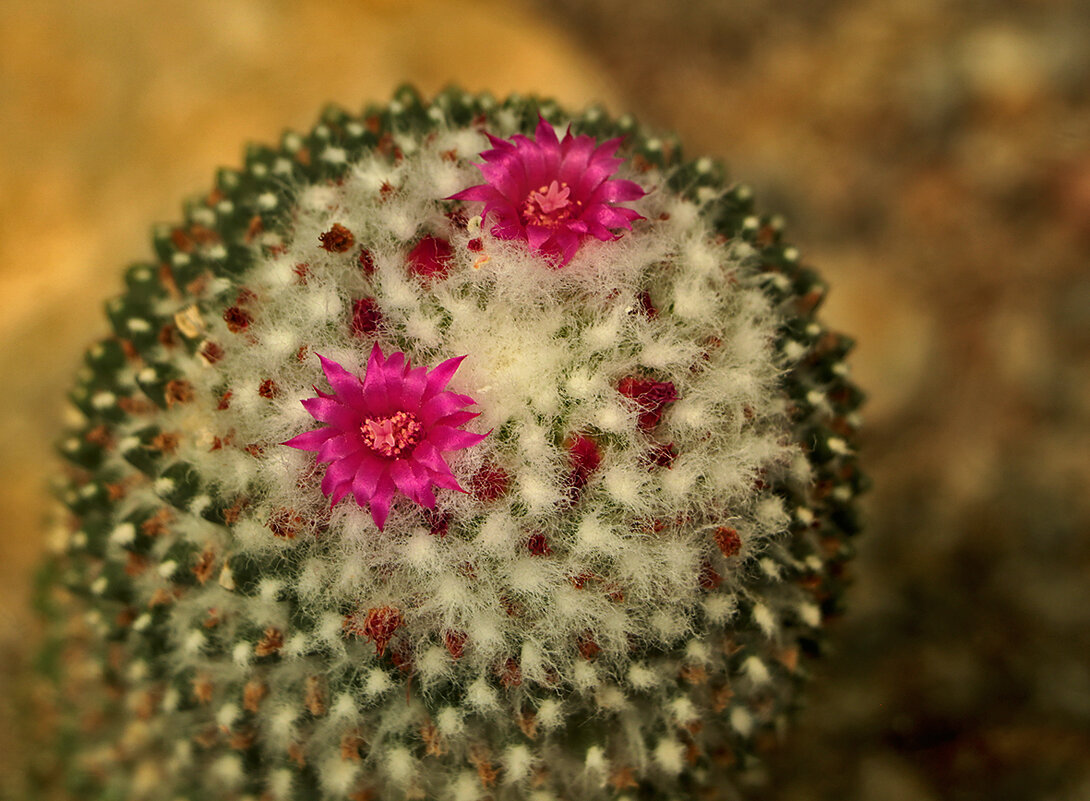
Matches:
[[283, 427, 337, 452], [301, 396, 358, 430], [534, 116, 562, 155], [558, 135, 596, 187], [489, 219, 523, 241], [366, 473, 397, 530], [596, 205, 643, 229], [427, 468, 463, 493], [384, 350, 407, 379], [428, 425, 488, 452], [413, 440, 464, 492], [448, 184, 497, 202], [322, 451, 364, 497], [351, 451, 385, 500], [411, 439, 446, 472], [576, 154, 622, 196], [411, 466, 438, 507], [515, 140, 547, 189], [396, 365, 429, 410], [424, 354, 467, 398], [433, 410, 480, 429], [427, 470, 462, 494], [576, 216, 610, 240], [317, 433, 363, 463], [329, 481, 353, 507], [595, 178, 646, 203], [480, 166, 524, 204], [525, 225, 552, 252], [484, 131, 516, 151], [389, 459, 436, 508], [552, 232, 582, 266], [420, 391, 474, 426], [361, 342, 392, 415], [317, 353, 365, 408]]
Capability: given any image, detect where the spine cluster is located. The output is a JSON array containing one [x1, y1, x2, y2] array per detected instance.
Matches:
[[40, 87, 864, 801]]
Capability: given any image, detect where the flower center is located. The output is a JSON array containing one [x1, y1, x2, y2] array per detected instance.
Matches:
[[520, 180, 581, 229], [361, 411, 424, 458]]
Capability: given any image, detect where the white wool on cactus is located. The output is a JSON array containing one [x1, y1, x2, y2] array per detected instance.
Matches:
[[177, 127, 796, 687], [45, 88, 863, 801]]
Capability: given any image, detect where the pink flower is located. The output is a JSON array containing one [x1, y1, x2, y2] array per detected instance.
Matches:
[[450, 117, 646, 266], [285, 344, 486, 530]]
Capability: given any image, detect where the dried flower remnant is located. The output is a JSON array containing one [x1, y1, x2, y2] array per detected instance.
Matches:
[[469, 461, 510, 502], [284, 343, 486, 530], [319, 223, 355, 253], [451, 118, 646, 266], [223, 306, 253, 333], [358, 248, 376, 275], [258, 378, 280, 399], [406, 235, 453, 280], [361, 606, 404, 657], [527, 532, 551, 556], [715, 526, 742, 558], [255, 628, 284, 657], [350, 297, 382, 337], [164, 379, 195, 407], [567, 434, 602, 494], [644, 441, 678, 469], [444, 629, 467, 659], [617, 376, 678, 430], [267, 507, 303, 539]]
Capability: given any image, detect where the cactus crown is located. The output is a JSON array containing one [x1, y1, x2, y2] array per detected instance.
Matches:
[[42, 87, 864, 801]]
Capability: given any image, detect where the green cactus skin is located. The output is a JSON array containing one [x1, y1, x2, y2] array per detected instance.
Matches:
[[39, 87, 864, 801]]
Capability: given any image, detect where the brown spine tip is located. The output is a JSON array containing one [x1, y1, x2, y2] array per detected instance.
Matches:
[[443, 629, 467, 659], [267, 508, 303, 539], [164, 379, 195, 407], [258, 378, 281, 399], [223, 306, 253, 333], [255, 628, 284, 658]]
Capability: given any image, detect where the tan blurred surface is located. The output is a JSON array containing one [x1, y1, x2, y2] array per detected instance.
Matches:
[[0, 1, 616, 796], [539, 1, 1090, 799], [4, 0, 1090, 799]]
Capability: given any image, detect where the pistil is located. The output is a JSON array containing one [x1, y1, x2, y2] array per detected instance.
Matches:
[[521, 180, 581, 228], [361, 411, 424, 458]]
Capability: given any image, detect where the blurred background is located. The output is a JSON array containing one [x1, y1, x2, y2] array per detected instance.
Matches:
[[1, 1, 1087, 799]]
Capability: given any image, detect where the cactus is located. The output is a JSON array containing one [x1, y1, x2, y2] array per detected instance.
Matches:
[[39, 86, 864, 801]]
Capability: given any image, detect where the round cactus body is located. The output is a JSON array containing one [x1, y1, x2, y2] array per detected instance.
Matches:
[[43, 87, 864, 801]]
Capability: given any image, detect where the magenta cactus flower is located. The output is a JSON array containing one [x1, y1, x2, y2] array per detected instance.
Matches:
[[284, 343, 485, 529], [450, 117, 646, 266]]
